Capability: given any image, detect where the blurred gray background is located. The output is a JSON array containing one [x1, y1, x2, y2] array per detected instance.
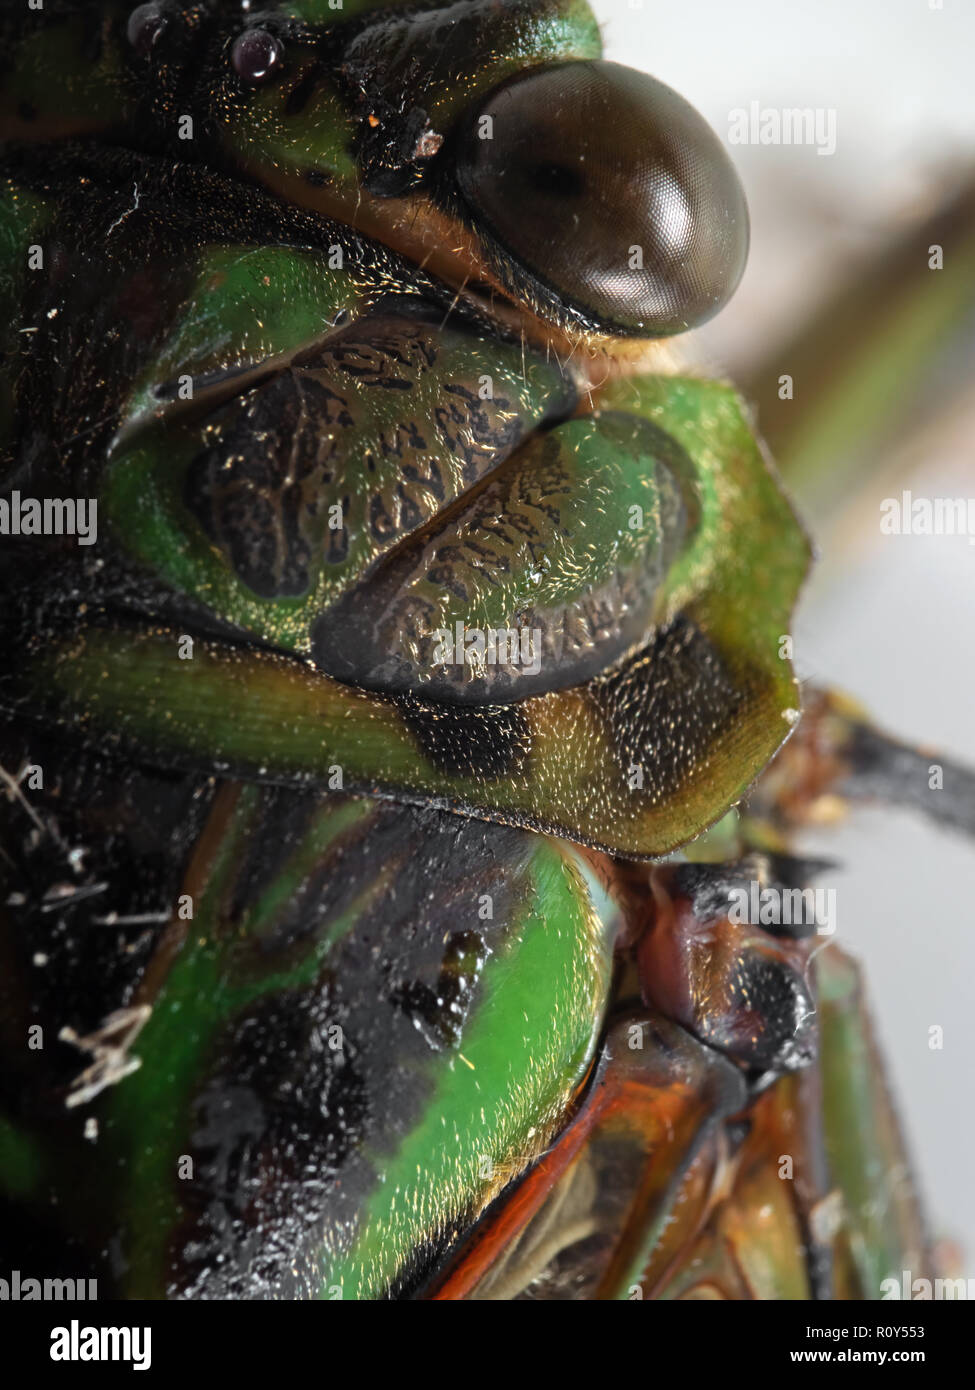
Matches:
[[591, 0, 975, 1264]]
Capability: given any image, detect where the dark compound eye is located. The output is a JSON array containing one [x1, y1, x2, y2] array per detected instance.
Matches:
[[126, 1, 172, 56], [231, 28, 284, 85], [454, 60, 749, 337]]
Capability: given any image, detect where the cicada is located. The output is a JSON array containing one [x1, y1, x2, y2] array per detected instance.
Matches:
[[0, 0, 970, 1301]]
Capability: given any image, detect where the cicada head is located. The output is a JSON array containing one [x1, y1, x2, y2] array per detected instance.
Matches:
[[0, 0, 807, 860]]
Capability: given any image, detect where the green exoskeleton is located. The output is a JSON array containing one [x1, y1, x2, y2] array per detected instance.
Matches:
[[0, 0, 971, 1299]]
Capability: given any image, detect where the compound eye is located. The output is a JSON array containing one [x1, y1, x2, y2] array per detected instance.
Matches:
[[454, 60, 749, 336], [126, 1, 173, 56], [231, 28, 284, 85]]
